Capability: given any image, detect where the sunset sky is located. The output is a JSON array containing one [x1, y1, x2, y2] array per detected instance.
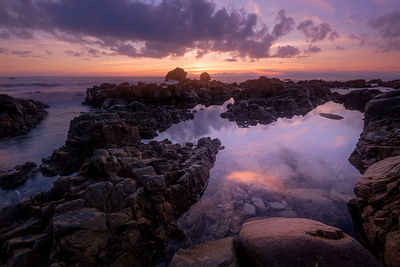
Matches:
[[0, 0, 399, 78]]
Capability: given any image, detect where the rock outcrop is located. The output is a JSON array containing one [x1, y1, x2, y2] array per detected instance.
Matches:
[[349, 156, 400, 267], [331, 89, 382, 112], [200, 72, 211, 82], [234, 76, 285, 100], [165, 67, 188, 82], [84, 79, 234, 107], [0, 94, 48, 138], [235, 218, 381, 267], [0, 162, 37, 190], [0, 137, 221, 266], [41, 104, 194, 176], [221, 85, 331, 127], [349, 91, 400, 173]]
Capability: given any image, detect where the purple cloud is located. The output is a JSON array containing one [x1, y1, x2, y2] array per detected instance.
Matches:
[[0, 0, 297, 59], [303, 45, 322, 55], [367, 10, 400, 51], [272, 45, 300, 58], [297, 20, 335, 42]]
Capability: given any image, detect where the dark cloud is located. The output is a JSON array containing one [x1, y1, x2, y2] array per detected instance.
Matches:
[[336, 46, 345, 50], [329, 31, 339, 41], [303, 45, 322, 55], [272, 45, 300, 58], [0, 31, 10, 39], [0, 47, 5, 53], [11, 50, 33, 57], [14, 30, 34, 39], [64, 50, 84, 57], [224, 58, 238, 62], [367, 10, 400, 51], [272, 10, 295, 39], [0, 0, 296, 59], [297, 20, 335, 42]]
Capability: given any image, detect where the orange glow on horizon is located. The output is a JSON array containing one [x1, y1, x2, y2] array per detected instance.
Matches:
[[226, 171, 286, 192]]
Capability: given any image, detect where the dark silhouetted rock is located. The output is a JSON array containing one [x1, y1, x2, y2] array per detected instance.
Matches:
[[349, 156, 400, 266], [0, 94, 48, 138], [349, 91, 400, 173], [200, 72, 211, 82], [331, 89, 381, 112], [0, 162, 36, 189], [235, 218, 381, 267], [235, 76, 284, 100], [0, 138, 221, 266], [165, 67, 188, 82]]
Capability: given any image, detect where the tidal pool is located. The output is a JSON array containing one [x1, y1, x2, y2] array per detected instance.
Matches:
[[153, 100, 364, 246]]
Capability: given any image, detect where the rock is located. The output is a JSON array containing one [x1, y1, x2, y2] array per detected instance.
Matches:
[[319, 113, 344, 120], [235, 218, 381, 267], [349, 156, 400, 266], [268, 201, 286, 211], [0, 94, 48, 138], [0, 137, 221, 266], [251, 198, 267, 215], [200, 72, 211, 82], [331, 89, 381, 112], [165, 67, 188, 82], [0, 162, 36, 189], [242, 203, 256, 217], [170, 237, 237, 267], [235, 76, 284, 100], [349, 91, 400, 173]]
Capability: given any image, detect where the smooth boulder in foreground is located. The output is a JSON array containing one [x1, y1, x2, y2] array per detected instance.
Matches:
[[235, 217, 381, 267]]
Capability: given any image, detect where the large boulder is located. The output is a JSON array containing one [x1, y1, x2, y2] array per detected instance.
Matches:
[[200, 72, 211, 82], [165, 67, 188, 82], [235, 218, 380, 267], [349, 156, 400, 266], [235, 76, 284, 100], [331, 89, 382, 112], [0, 94, 48, 138]]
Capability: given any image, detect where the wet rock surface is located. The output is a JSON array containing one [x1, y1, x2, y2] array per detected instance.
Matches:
[[0, 137, 221, 266], [0, 94, 48, 138], [41, 104, 195, 176], [349, 91, 400, 173], [349, 156, 400, 266], [0, 162, 37, 190], [221, 81, 331, 127], [331, 89, 382, 112], [235, 218, 381, 267], [170, 237, 237, 267]]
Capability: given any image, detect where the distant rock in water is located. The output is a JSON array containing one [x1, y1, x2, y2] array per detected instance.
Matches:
[[200, 72, 211, 81], [0, 94, 48, 138], [165, 67, 187, 82], [319, 113, 344, 120], [235, 218, 380, 267], [0, 162, 36, 190]]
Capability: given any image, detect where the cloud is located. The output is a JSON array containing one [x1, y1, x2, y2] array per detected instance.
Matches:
[[297, 19, 336, 42], [225, 58, 238, 62], [329, 31, 339, 41], [11, 50, 33, 57], [367, 9, 400, 51], [0, 31, 10, 39], [0, 0, 297, 59], [335, 46, 345, 50], [64, 50, 84, 57], [303, 45, 322, 55], [272, 45, 300, 58]]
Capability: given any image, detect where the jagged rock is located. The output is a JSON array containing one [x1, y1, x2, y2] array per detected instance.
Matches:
[[200, 72, 211, 82], [0, 162, 36, 189], [170, 237, 237, 267], [349, 156, 400, 266], [331, 89, 381, 112], [349, 91, 400, 173], [235, 218, 381, 267], [235, 76, 284, 100], [0, 94, 48, 138], [221, 86, 331, 127], [0, 138, 221, 266], [165, 67, 188, 82]]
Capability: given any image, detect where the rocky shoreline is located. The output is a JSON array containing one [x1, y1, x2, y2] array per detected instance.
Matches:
[[0, 94, 48, 139], [0, 69, 399, 266]]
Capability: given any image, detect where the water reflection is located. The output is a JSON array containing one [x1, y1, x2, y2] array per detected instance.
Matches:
[[156, 101, 364, 246]]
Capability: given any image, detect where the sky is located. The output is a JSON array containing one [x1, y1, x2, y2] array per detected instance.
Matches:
[[0, 0, 399, 78]]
